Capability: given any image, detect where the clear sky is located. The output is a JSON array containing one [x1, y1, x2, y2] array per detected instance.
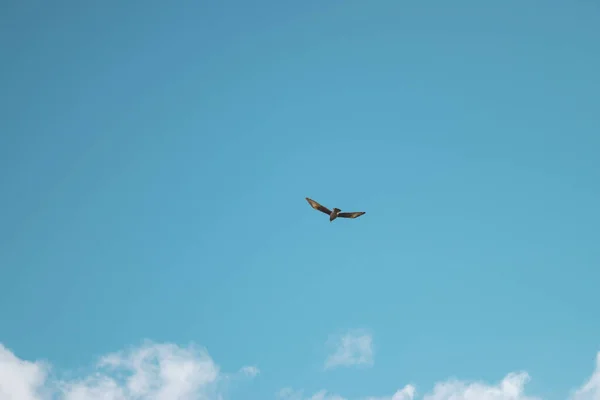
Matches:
[[1, 1, 599, 399]]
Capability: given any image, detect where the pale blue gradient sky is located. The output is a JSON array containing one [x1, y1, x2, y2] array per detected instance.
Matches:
[[1, 1, 599, 399]]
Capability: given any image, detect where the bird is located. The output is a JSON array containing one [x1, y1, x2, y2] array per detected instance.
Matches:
[[305, 197, 365, 222]]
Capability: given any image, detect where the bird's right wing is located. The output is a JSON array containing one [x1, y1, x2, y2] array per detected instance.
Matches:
[[338, 211, 366, 219], [305, 197, 332, 215]]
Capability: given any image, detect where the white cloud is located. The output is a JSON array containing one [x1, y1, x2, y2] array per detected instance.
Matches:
[[0, 344, 50, 400], [277, 387, 347, 400], [279, 350, 600, 400], [569, 353, 600, 400], [2, 339, 600, 400], [324, 330, 374, 370], [420, 372, 539, 400], [0, 341, 257, 400], [365, 385, 416, 400]]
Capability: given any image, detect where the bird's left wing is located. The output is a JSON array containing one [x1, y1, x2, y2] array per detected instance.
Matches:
[[305, 197, 332, 215], [338, 211, 366, 219]]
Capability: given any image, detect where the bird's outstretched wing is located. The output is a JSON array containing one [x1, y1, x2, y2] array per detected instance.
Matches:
[[338, 211, 366, 219], [306, 197, 332, 215]]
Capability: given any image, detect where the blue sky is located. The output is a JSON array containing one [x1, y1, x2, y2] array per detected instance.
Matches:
[[1, 1, 599, 399]]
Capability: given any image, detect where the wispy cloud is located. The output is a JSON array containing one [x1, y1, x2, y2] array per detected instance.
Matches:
[[278, 385, 416, 400], [239, 365, 260, 378], [278, 387, 347, 400], [365, 385, 416, 400], [324, 329, 374, 370]]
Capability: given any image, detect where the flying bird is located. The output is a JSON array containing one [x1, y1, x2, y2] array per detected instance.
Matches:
[[305, 197, 366, 222]]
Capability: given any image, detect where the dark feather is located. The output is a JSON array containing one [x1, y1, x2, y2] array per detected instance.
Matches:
[[305, 197, 332, 215], [338, 211, 365, 219]]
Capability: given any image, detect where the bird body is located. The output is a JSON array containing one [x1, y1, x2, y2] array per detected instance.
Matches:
[[330, 208, 341, 221], [305, 198, 365, 222]]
